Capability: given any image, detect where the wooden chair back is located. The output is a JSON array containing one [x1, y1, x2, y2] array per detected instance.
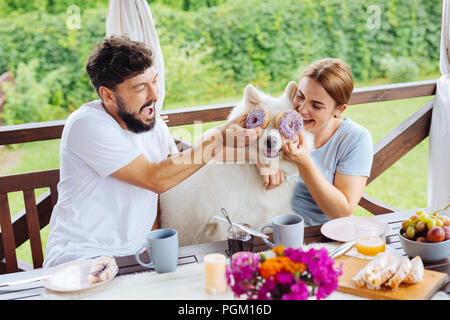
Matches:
[[0, 138, 186, 274], [0, 169, 59, 274]]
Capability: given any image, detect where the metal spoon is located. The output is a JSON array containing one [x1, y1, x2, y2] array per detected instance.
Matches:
[[221, 208, 236, 232], [219, 208, 269, 239], [213, 215, 269, 239]]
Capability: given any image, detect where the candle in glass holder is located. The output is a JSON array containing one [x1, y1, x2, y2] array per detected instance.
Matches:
[[203, 253, 227, 295]]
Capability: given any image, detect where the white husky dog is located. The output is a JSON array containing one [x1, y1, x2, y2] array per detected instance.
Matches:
[[160, 81, 314, 246]]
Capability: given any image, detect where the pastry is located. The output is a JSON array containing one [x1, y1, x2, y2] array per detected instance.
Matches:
[[366, 255, 400, 289], [386, 256, 412, 289], [245, 108, 269, 129], [402, 256, 424, 284], [352, 251, 390, 287], [87, 256, 119, 284], [275, 110, 303, 140]]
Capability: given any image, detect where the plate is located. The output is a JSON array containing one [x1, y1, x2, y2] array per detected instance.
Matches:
[[320, 216, 391, 242], [42, 258, 118, 292]]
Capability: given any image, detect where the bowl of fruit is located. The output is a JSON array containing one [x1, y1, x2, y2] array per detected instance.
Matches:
[[399, 207, 450, 263]]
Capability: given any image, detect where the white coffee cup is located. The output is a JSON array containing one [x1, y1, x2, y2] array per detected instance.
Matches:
[[260, 214, 304, 249]]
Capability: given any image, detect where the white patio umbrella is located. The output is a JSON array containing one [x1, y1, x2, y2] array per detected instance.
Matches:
[[428, 0, 450, 210], [105, 0, 166, 113]]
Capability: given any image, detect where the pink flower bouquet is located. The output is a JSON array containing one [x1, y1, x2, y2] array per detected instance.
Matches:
[[226, 246, 342, 300]]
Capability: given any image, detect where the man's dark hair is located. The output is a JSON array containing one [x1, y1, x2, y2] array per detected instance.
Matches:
[[86, 35, 153, 96]]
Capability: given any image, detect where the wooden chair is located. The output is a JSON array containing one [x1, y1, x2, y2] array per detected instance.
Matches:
[[0, 139, 189, 274], [0, 169, 59, 274], [358, 98, 434, 215]]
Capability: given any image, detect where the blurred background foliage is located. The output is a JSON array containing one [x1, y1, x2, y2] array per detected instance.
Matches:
[[0, 0, 441, 125]]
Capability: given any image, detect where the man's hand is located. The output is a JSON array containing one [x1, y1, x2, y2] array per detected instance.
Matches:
[[256, 162, 286, 190], [218, 114, 263, 148], [197, 114, 263, 164]]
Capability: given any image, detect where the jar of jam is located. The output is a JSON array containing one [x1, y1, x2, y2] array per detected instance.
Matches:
[[227, 224, 253, 257]]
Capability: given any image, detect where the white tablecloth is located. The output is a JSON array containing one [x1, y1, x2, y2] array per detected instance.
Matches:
[[42, 242, 449, 300]]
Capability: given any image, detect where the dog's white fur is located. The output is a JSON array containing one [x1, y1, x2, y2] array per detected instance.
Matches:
[[160, 82, 314, 246]]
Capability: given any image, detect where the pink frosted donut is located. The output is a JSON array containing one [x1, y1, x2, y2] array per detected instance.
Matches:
[[245, 108, 269, 129], [275, 110, 303, 140]]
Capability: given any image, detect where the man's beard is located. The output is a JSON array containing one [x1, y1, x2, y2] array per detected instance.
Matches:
[[116, 94, 156, 134]]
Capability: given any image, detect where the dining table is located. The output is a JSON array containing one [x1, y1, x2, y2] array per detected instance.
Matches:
[[0, 208, 448, 300]]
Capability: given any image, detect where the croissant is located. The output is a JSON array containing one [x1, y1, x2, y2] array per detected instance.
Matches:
[[352, 252, 390, 287], [402, 256, 424, 284], [385, 257, 412, 289], [366, 255, 400, 289], [352, 253, 424, 290]]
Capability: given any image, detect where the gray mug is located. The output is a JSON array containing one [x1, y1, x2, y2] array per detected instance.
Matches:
[[260, 214, 304, 249], [135, 228, 179, 273]]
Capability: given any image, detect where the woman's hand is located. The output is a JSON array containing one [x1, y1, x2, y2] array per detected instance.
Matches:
[[256, 162, 286, 190], [281, 131, 310, 165]]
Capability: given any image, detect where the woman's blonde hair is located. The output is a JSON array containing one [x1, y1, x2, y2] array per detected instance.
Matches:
[[301, 58, 354, 106]]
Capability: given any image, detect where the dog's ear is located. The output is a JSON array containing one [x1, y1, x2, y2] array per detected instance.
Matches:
[[284, 81, 298, 104], [243, 84, 260, 109]]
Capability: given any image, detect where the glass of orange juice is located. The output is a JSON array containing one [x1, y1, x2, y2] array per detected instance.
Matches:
[[355, 221, 386, 259]]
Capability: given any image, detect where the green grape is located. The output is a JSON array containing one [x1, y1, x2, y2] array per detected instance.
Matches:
[[436, 218, 444, 227], [426, 218, 437, 229], [406, 226, 416, 239], [419, 214, 430, 223], [401, 219, 412, 231], [416, 221, 426, 233]]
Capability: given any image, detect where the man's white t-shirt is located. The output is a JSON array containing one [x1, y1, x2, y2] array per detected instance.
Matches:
[[44, 100, 177, 268]]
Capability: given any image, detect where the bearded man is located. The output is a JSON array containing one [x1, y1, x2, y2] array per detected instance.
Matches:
[[44, 36, 261, 267]]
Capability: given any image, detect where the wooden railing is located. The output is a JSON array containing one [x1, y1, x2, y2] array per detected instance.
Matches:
[[0, 79, 438, 272], [0, 79, 437, 145]]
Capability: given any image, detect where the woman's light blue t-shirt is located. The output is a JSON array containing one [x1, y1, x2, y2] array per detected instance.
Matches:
[[291, 118, 373, 226]]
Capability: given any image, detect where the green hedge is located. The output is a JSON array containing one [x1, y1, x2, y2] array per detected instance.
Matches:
[[0, 0, 226, 16], [147, 0, 228, 11], [0, 0, 106, 16], [0, 8, 107, 124], [185, 0, 440, 89], [0, 0, 441, 125]]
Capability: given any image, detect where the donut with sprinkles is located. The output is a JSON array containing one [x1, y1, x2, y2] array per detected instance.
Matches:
[[245, 107, 269, 129], [275, 110, 303, 140]]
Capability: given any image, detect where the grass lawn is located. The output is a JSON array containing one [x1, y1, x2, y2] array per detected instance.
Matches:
[[0, 76, 437, 264]]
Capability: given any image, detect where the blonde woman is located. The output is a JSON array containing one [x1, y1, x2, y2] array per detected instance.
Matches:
[[280, 58, 373, 226]]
